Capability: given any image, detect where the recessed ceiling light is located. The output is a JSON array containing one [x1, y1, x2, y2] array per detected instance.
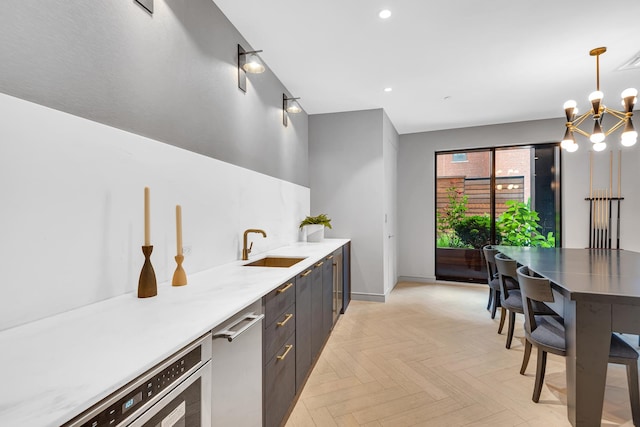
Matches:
[[384, 87, 393, 92], [379, 9, 392, 19]]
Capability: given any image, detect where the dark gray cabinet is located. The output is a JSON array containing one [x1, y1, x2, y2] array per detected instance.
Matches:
[[310, 261, 324, 357], [294, 268, 312, 391], [342, 242, 351, 314], [262, 243, 351, 427], [263, 280, 296, 427], [322, 255, 334, 337]]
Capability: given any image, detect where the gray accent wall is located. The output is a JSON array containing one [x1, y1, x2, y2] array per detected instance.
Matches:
[[0, 0, 308, 186], [309, 109, 399, 301]]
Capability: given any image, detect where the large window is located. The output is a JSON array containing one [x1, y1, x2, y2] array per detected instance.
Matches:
[[435, 144, 560, 283]]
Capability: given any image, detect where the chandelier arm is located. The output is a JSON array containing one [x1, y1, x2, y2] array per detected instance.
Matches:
[[572, 127, 591, 138], [572, 111, 592, 128], [605, 119, 627, 136], [604, 108, 627, 121]]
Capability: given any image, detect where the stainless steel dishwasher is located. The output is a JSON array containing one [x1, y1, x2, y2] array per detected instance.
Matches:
[[211, 300, 264, 427]]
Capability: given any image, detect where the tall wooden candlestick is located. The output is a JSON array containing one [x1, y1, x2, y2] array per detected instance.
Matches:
[[172, 204, 187, 286], [139, 186, 156, 297]]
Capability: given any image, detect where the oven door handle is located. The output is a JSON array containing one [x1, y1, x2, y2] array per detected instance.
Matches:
[[128, 361, 212, 427], [212, 313, 264, 342]]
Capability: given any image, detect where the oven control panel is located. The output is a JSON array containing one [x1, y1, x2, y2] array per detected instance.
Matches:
[[77, 346, 201, 427]]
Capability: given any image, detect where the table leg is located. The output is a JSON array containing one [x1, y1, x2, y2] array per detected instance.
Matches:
[[564, 298, 611, 426]]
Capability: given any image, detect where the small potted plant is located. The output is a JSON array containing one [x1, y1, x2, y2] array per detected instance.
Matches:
[[299, 214, 332, 242]]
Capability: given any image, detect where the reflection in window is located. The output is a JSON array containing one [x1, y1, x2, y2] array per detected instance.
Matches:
[[452, 153, 467, 162]]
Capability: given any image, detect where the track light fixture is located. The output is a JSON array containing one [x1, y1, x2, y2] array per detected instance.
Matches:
[[238, 44, 265, 92], [283, 95, 302, 127], [561, 47, 637, 153]]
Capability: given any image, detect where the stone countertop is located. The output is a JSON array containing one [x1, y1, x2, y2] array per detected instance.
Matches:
[[0, 239, 349, 427]]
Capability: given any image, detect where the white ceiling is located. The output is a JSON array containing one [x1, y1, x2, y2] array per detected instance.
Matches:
[[214, 0, 640, 135]]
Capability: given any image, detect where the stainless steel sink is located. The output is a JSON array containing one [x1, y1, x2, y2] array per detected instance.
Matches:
[[243, 256, 306, 268]]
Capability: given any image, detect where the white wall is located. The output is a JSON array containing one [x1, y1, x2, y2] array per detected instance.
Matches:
[[383, 112, 399, 295], [309, 110, 386, 300], [0, 93, 309, 331], [397, 117, 640, 281]]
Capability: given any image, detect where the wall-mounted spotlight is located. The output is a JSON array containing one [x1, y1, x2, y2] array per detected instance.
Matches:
[[283, 94, 302, 127], [238, 44, 265, 92]]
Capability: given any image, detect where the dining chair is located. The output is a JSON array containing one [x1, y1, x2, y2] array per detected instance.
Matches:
[[482, 245, 501, 319], [494, 253, 555, 349], [517, 265, 640, 423]]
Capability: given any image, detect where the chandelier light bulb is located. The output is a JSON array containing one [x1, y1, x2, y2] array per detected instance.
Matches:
[[566, 142, 579, 152], [589, 91, 604, 102], [560, 139, 573, 149], [621, 87, 638, 113], [593, 141, 607, 152], [621, 133, 638, 147], [590, 121, 605, 143], [621, 119, 637, 147], [563, 100, 577, 110], [561, 128, 575, 149]]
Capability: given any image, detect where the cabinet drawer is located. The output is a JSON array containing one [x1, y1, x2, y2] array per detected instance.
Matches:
[[264, 280, 296, 326], [264, 339, 296, 427], [264, 306, 295, 362]]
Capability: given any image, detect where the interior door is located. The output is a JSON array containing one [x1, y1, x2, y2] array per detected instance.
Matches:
[[383, 136, 398, 294]]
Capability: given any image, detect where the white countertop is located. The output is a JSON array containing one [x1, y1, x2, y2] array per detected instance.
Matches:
[[0, 239, 349, 427]]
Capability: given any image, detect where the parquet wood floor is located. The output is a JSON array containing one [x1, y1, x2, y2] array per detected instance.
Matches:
[[286, 281, 637, 426]]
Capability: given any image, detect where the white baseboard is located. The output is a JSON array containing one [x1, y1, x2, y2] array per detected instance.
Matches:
[[351, 292, 386, 303], [397, 275, 437, 283]]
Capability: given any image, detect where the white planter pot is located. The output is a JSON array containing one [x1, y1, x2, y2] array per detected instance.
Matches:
[[304, 224, 325, 242]]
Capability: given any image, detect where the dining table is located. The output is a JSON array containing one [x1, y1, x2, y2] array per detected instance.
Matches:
[[496, 246, 640, 427]]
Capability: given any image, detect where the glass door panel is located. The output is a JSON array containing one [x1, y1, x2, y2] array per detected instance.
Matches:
[[436, 144, 560, 283], [435, 150, 492, 282]]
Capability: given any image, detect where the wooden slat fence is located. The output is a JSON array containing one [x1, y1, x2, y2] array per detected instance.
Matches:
[[437, 176, 525, 220]]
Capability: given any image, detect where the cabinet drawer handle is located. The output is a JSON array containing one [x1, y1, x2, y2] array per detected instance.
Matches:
[[300, 269, 312, 277], [315, 261, 324, 267], [277, 344, 293, 361], [277, 313, 293, 327], [326, 255, 334, 260], [276, 282, 293, 294]]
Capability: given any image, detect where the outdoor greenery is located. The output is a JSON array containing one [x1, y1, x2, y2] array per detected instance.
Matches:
[[437, 187, 555, 249], [436, 187, 470, 248], [496, 200, 555, 248], [454, 215, 491, 249]]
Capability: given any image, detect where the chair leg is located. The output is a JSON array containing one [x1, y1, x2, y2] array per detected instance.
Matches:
[[490, 290, 499, 319], [497, 307, 506, 334], [487, 288, 493, 311], [532, 349, 547, 403], [506, 310, 516, 349], [520, 340, 532, 375], [625, 360, 640, 426]]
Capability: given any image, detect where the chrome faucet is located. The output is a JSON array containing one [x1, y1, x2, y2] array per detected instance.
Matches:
[[242, 229, 267, 260]]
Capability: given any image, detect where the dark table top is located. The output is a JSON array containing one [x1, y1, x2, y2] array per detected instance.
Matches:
[[495, 247, 640, 302]]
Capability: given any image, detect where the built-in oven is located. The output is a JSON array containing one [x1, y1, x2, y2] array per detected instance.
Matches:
[[63, 333, 212, 427]]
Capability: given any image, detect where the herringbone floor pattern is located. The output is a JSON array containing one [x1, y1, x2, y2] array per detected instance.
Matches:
[[286, 282, 637, 426]]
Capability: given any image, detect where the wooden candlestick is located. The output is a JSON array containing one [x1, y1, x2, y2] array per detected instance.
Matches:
[[172, 254, 187, 286], [138, 245, 157, 298]]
